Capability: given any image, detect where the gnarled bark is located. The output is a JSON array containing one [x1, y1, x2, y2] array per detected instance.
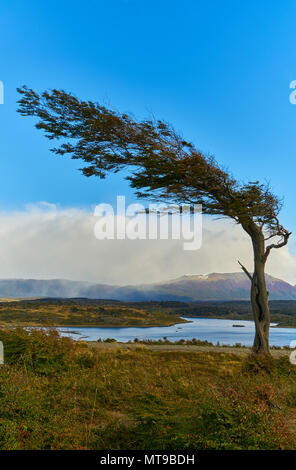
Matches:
[[240, 222, 270, 354], [250, 227, 270, 354], [250, 262, 270, 354], [239, 220, 290, 354]]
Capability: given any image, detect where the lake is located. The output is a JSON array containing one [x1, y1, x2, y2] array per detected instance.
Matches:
[[57, 317, 296, 348]]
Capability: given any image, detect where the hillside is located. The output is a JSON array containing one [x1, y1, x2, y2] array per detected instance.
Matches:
[[0, 298, 186, 328], [0, 272, 295, 301]]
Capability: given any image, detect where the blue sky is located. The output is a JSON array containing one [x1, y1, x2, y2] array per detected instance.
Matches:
[[0, 0, 296, 228]]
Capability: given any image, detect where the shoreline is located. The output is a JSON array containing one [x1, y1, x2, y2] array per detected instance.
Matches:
[[0, 317, 189, 329], [0, 315, 295, 329], [88, 341, 291, 357]]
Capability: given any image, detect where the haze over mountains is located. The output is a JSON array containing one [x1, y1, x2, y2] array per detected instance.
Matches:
[[0, 272, 296, 301]]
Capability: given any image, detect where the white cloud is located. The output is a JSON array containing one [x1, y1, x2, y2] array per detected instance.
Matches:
[[0, 203, 294, 286]]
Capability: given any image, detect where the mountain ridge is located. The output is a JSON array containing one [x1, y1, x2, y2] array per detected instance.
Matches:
[[0, 272, 295, 301]]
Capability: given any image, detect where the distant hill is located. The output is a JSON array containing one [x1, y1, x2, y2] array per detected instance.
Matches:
[[0, 272, 295, 301]]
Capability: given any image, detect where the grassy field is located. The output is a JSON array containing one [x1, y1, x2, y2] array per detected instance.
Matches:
[[0, 327, 296, 450], [0, 299, 186, 327]]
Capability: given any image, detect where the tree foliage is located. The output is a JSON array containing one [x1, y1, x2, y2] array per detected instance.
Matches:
[[17, 86, 290, 254]]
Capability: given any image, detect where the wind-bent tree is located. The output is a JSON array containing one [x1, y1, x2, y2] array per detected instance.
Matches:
[[17, 86, 291, 354]]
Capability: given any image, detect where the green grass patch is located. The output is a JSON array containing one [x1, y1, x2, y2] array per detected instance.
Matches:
[[0, 328, 295, 449]]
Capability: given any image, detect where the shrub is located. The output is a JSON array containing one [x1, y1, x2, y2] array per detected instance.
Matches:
[[242, 353, 296, 377], [0, 327, 80, 376]]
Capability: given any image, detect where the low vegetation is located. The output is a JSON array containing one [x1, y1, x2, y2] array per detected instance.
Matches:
[[1, 298, 296, 328], [141, 300, 296, 328], [123, 337, 290, 350], [0, 328, 296, 449], [0, 299, 186, 327]]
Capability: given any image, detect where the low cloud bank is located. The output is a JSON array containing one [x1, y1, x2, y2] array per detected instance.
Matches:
[[0, 202, 294, 286]]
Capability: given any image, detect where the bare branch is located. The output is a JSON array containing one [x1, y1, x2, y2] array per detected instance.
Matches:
[[238, 260, 253, 281], [263, 229, 291, 262], [264, 232, 278, 241]]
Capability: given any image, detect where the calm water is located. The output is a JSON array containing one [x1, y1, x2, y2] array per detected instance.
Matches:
[[57, 317, 296, 348]]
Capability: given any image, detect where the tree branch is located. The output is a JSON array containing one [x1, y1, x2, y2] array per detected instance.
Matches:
[[238, 260, 253, 281], [263, 229, 291, 262]]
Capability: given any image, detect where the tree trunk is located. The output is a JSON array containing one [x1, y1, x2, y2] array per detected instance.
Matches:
[[250, 230, 270, 355], [251, 263, 270, 354]]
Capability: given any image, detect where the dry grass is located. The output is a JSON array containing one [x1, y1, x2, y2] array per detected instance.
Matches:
[[0, 328, 295, 450], [0, 299, 186, 327]]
